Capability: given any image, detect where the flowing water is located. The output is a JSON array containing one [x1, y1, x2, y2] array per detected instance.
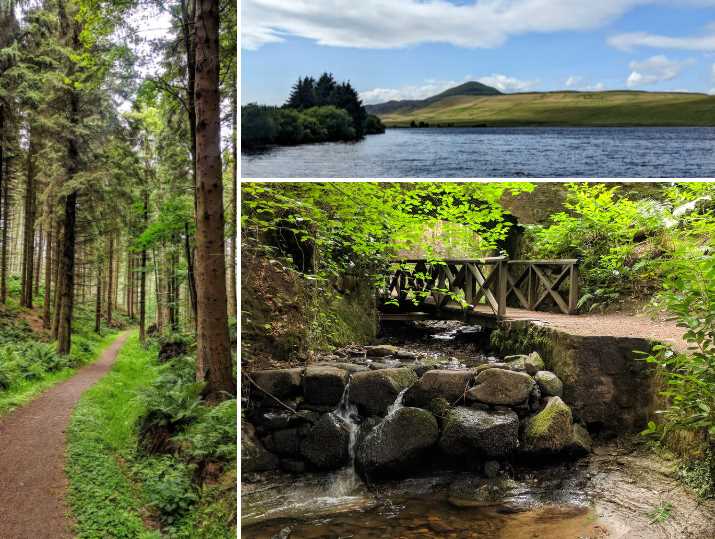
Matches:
[[327, 381, 361, 498], [241, 126, 715, 178]]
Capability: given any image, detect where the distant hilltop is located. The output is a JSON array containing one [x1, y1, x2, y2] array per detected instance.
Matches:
[[365, 81, 501, 115], [365, 82, 715, 127]]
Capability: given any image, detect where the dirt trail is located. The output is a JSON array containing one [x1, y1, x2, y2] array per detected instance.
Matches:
[[0, 332, 129, 539]]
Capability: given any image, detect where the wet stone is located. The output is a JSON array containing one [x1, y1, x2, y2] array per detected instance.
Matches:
[[250, 368, 304, 400], [439, 407, 519, 458], [467, 368, 535, 406], [300, 413, 351, 470], [303, 366, 349, 407]]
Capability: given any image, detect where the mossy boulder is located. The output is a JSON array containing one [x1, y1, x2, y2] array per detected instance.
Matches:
[[522, 396, 574, 453], [303, 366, 349, 407], [568, 424, 593, 456], [300, 413, 351, 470], [534, 370, 563, 397], [403, 369, 474, 408], [250, 368, 303, 400], [475, 362, 510, 374], [506, 352, 544, 375], [349, 367, 418, 416], [467, 368, 534, 406], [356, 407, 438, 478], [439, 406, 519, 458]]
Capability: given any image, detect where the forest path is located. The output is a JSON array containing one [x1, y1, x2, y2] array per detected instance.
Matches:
[[0, 332, 129, 539]]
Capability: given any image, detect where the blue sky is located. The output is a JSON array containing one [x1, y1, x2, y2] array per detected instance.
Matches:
[[242, 1, 715, 105]]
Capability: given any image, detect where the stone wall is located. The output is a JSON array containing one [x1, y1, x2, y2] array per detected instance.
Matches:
[[489, 320, 656, 434]]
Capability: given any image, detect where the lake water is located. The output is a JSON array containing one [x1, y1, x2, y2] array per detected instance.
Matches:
[[242, 127, 715, 178]]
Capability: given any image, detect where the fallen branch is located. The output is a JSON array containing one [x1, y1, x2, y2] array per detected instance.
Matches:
[[243, 373, 298, 414]]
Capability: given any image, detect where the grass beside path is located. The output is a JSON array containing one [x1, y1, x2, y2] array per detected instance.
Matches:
[[66, 331, 161, 539], [0, 330, 119, 417]]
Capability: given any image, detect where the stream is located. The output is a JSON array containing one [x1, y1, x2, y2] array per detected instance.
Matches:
[[242, 321, 715, 538]]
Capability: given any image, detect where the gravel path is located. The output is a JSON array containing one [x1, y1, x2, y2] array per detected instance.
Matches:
[[0, 332, 128, 539], [470, 306, 689, 352]]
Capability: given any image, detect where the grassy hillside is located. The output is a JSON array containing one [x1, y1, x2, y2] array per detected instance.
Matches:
[[378, 91, 715, 127]]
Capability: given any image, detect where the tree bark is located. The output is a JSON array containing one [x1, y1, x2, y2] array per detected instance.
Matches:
[[193, 0, 235, 400], [21, 131, 36, 308], [42, 223, 53, 328], [106, 233, 113, 325], [94, 262, 102, 333], [228, 80, 237, 318], [1, 154, 11, 304]]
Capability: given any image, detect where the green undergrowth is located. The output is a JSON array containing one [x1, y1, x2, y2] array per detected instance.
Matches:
[[67, 332, 237, 539], [0, 300, 120, 416]]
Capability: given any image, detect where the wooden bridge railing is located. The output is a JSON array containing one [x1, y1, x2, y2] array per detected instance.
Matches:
[[382, 257, 579, 317]]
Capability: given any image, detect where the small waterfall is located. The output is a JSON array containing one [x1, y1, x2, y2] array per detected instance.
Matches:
[[327, 379, 361, 497], [386, 387, 408, 417]]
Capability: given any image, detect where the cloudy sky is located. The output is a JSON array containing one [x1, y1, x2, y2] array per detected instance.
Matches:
[[241, 0, 715, 105]]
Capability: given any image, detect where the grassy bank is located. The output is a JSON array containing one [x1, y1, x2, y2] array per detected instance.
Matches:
[[379, 91, 715, 127], [0, 314, 120, 417], [67, 332, 237, 538]]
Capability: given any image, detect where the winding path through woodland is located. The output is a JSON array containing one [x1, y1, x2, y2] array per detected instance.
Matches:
[[0, 332, 129, 539]]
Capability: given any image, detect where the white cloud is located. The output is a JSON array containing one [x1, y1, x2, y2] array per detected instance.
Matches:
[[359, 75, 537, 104], [564, 76, 605, 91], [625, 55, 693, 88], [477, 74, 538, 92], [609, 28, 715, 52], [360, 80, 461, 104], [242, 0, 715, 50]]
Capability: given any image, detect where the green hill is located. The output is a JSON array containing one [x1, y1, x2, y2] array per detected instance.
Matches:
[[369, 87, 715, 127], [366, 81, 501, 115]]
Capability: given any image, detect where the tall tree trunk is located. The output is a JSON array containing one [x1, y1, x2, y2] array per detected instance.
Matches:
[[21, 133, 36, 308], [43, 223, 53, 328], [57, 191, 76, 355], [228, 84, 237, 318], [56, 0, 80, 355], [194, 0, 235, 400], [51, 225, 62, 339], [184, 222, 197, 321], [139, 178, 148, 342], [106, 233, 113, 325], [94, 262, 102, 333], [1, 155, 11, 304], [152, 246, 162, 331], [34, 221, 43, 297]]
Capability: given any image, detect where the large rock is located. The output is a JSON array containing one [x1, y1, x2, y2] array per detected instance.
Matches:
[[314, 362, 369, 374], [250, 368, 303, 400], [403, 369, 473, 407], [356, 407, 438, 477], [534, 370, 563, 397], [568, 424, 593, 456], [264, 428, 302, 457], [466, 368, 534, 406], [506, 352, 544, 375], [241, 423, 278, 474], [522, 396, 574, 453], [439, 407, 519, 458], [349, 368, 418, 416], [365, 344, 401, 357], [300, 413, 351, 470], [303, 366, 348, 407]]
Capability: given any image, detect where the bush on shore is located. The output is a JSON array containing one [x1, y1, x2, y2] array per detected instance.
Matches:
[[242, 104, 357, 148]]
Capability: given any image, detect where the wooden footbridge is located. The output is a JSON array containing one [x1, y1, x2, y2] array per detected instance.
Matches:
[[378, 256, 580, 323]]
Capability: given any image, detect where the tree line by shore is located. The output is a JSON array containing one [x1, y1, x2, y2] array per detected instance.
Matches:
[[242, 73, 385, 149]]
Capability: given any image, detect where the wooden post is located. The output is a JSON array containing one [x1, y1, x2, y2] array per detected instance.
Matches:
[[497, 260, 507, 317], [464, 263, 473, 306], [527, 264, 538, 310], [568, 262, 579, 314]]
